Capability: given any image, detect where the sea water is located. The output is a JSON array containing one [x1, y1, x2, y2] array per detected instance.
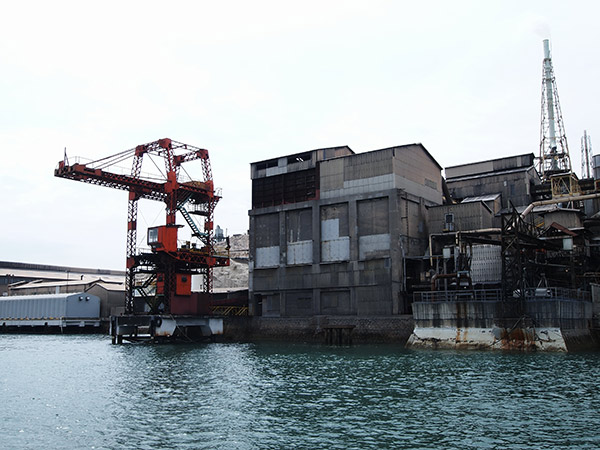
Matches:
[[1, 335, 599, 449]]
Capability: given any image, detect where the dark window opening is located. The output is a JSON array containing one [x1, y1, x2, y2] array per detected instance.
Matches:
[[252, 168, 319, 208], [287, 152, 312, 165], [256, 159, 279, 171]]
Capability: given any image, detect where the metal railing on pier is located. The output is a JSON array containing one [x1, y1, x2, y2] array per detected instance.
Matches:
[[414, 287, 591, 303], [522, 287, 591, 302], [414, 289, 503, 303]]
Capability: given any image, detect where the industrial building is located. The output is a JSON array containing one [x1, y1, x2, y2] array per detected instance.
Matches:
[[248, 143, 600, 346], [248, 145, 549, 319], [0, 293, 102, 331], [445, 153, 540, 222], [245, 39, 600, 350], [0, 261, 125, 318], [249, 143, 443, 318]]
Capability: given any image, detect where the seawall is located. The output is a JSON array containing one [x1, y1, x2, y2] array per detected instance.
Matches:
[[408, 299, 597, 351], [223, 315, 415, 344]]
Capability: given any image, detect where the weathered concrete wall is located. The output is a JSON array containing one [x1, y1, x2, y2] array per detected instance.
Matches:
[[249, 143, 443, 320], [591, 283, 600, 328], [358, 197, 390, 260], [412, 299, 592, 330], [286, 208, 312, 265], [320, 290, 353, 315], [412, 300, 498, 328], [524, 299, 592, 329], [409, 297, 595, 351], [283, 290, 313, 317], [222, 315, 415, 343], [408, 326, 573, 351], [252, 268, 278, 292], [320, 203, 350, 262], [254, 213, 280, 268], [250, 193, 427, 317]]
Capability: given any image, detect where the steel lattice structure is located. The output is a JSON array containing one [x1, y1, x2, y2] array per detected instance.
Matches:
[[538, 39, 572, 181], [55, 138, 229, 315]]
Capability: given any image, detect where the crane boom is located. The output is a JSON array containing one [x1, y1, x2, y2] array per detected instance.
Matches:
[[55, 138, 229, 317]]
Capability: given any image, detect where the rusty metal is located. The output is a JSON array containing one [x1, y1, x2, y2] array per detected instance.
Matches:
[[55, 139, 229, 316]]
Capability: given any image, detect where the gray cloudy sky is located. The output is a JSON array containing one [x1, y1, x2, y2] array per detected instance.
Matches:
[[1, 0, 598, 270]]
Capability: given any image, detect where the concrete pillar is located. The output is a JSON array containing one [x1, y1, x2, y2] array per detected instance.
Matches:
[[349, 199, 358, 261], [248, 214, 256, 315], [313, 203, 321, 315]]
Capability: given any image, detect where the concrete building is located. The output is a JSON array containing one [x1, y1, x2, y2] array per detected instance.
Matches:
[[249, 143, 443, 317]]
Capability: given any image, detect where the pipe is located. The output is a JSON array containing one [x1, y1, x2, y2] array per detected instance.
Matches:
[[520, 192, 600, 218], [442, 177, 453, 205], [431, 273, 456, 291], [430, 272, 472, 291]]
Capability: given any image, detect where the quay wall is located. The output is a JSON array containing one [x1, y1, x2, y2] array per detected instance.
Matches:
[[412, 299, 592, 330], [410, 299, 596, 351], [223, 315, 414, 343]]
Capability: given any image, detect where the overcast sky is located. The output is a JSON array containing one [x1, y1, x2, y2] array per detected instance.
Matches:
[[1, 0, 599, 270]]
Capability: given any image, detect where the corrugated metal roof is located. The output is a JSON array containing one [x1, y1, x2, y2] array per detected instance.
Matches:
[[499, 204, 583, 215], [0, 268, 123, 284], [445, 153, 536, 180], [462, 193, 501, 203], [251, 145, 354, 165], [91, 282, 126, 292], [10, 278, 124, 291], [1, 292, 100, 301], [446, 166, 535, 182]]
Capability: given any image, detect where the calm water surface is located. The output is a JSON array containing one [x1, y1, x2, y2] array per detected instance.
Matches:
[[1, 335, 599, 449]]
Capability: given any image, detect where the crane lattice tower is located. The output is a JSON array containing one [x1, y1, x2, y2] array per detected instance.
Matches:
[[55, 138, 230, 315], [581, 130, 593, 179]]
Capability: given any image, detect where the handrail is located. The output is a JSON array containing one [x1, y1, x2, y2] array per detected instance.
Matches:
[[414, 288, 590, 303]]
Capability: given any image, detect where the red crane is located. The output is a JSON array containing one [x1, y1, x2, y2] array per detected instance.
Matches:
[[55, 138, 229, 317]]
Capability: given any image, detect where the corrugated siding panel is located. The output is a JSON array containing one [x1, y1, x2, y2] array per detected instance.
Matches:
[[65, 295, 101, 318], [319, 158, 344, 191], [0, 294, 99, 319], [471, 245, 502, 284], [321, 219, 341, 240], [321, 238, 350, 262], [287, 241, 313, 265], [256, 246, 280, 268]]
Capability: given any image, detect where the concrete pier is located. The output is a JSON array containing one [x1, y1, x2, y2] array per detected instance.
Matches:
[[407, 290, 595, 351], [110, 315, 223, 344]]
